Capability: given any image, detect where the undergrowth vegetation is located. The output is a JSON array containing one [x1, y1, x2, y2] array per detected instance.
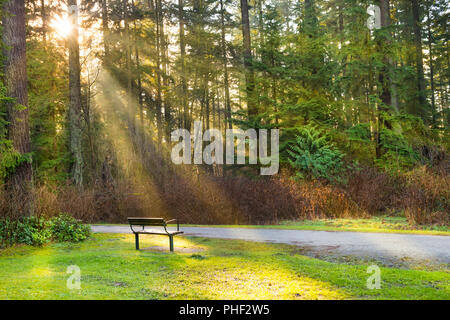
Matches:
[[0, 213, 91, 247], [1, 157, 447, 227]]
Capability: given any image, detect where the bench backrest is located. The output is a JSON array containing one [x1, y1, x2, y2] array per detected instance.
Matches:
[[128, 217, 166, 227]]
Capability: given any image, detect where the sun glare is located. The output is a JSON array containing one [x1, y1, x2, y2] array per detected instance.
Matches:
[[51, 15, 73, 39]]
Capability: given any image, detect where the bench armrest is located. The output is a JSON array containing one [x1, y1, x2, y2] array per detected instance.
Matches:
[[165, 219, 179, 231]]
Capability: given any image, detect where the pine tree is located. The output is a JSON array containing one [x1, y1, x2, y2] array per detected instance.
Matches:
[[2, 0, 33, 216]]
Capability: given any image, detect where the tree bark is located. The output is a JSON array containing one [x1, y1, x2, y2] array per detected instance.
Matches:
[[220, 0, 232, 129], [178, 0, 189, 130], [2, 0, 33, 216], [411, 0, 427, 118], [40, 0, 47, 43], [427, 5, 436, 126], [68, 0, 84, 187], [102, 0, 110, 59], [240, 0, 257, 118], [376, 0, 392, 159], [155, 0, 163, 144], [379, 0, 392, 106], [160, 1, 171, 140], [123, 0, 135, 135]]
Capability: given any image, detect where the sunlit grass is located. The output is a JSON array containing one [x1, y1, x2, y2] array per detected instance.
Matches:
[[275, 216, 450, 235], [0, 233, 448, 300]]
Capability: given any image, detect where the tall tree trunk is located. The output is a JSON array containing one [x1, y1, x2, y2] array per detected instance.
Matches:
[[68, 0, 84, 187], [160, 2, 171, 140], [427, 6, 436, 126], [135, 47, 144, 128], [271, 53, 278, 125], [85, 70, 96, 176], [155, 0, 163, 144], [178, 0, 189, 130], [258, 0, 264, 50], [240, 0, 257, 118], [131, 0, 144, 140], [102, 0, 110, 59], [40, 0, 47, 43], [376, 0, 392, 159], [389, 1, 399, 113], [123, 0, 134, 136], [411, 0, 427, 118], [2, 0, 33, 216], [205, 82, 210, 130], [220, 0, 232, 129], [379, 1, 392, 104]]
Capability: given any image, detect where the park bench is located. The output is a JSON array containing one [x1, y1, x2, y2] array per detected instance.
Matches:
[[128, 217, 184, 252]]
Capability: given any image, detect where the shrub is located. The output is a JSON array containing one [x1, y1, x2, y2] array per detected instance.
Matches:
[[346, 167, 402, 214], [375, 129, 420, 173], [402, 167, 450, 226], [0, 216, 50, 247], [48, 213, 91, 243], [344, 123, 375, 166], [0, 213, 90, 248], [287, 126, 346, 183]]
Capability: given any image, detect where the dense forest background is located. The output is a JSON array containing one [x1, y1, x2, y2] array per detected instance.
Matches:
[[0, 0, 448, 225]]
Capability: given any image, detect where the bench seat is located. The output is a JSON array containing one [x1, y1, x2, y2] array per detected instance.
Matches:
[[128, 217, 183, 252]]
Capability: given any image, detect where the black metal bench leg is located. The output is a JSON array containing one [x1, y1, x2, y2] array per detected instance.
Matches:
[[169, 235, 174, 252], [135, 233, 139, 250]]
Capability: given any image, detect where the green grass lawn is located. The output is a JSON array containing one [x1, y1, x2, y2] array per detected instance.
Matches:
[[94, 216, 450, 236], [275, 216, 450, 235], [0, 233, 448, 300]]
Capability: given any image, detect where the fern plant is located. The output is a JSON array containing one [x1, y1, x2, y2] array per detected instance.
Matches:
[[287, 126, 346, 183]]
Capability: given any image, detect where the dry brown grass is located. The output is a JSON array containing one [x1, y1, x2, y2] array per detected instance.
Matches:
[[402, 166, 450, 226], [1, 163, 448, 226]]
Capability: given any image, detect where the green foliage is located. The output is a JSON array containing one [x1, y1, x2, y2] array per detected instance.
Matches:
[[0, 139, 21, 180], [342, 123, 375, 166], [346, 123, 372, 142], [48, 213, 91, 243], [374, 113, 447, 174], [375, 128, 420, 173], [27, 39, 70, 184], [0, 213, 90, 248], [0, 216, 50, 247], [0, 79, 34, 181], [0, 83, 19, 181], [287, 126, 346, 183]]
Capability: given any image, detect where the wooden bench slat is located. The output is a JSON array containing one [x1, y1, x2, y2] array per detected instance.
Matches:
[[128, 217, 166, 226]]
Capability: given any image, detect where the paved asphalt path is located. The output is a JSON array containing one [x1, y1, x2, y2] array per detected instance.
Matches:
[[92, 225, 450, 264]]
